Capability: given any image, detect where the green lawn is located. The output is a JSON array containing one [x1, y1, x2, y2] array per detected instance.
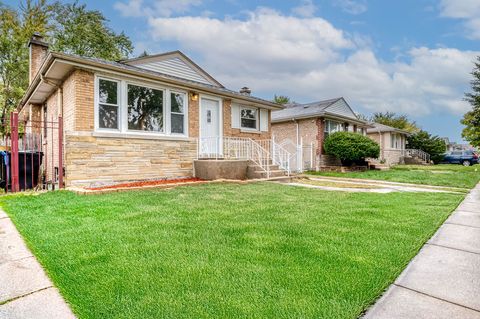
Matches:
[[2, 183, 464, 318], [307, 164, 480, 188]]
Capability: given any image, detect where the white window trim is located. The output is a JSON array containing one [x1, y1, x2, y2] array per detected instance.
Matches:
[[95, 76, 121, 132], [94, 74, 189, 138], [240, 106, 259, 131], [169, 89, 189, 137]]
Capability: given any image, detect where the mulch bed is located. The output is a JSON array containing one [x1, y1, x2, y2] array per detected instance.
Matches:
[[86, 178, 203, 191]]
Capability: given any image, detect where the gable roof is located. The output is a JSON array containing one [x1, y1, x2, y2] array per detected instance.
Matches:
[[19, 51, 282, 111], [120, 51, 224, 88], [272, 97, 367, 125], [366, 123, 411, 135]]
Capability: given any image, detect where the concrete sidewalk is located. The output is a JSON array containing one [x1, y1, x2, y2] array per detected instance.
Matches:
[[0, 209, 75, 319], [364, 182, 480, 319]]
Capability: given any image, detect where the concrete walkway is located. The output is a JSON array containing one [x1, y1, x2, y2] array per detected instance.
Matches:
[[364, 182, 480, 319], [0, 209, 75, 319]]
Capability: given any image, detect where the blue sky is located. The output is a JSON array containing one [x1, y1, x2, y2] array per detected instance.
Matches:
[[6, 0, 480, 142]]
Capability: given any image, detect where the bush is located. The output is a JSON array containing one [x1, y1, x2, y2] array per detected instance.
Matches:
[[324, 132, 380, 165]]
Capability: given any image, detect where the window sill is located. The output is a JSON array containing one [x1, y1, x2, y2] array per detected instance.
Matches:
[[240, 129, 262, 134], [92, 131, 192, 141]]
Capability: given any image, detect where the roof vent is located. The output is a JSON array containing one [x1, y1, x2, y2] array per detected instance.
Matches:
[[239, 87, 251, 96]]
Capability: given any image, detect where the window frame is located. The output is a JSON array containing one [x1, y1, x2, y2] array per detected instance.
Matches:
[[94, 74, 189, 138], [126, 81, 166, 134], [240, 106, 259, 131], [390, 133, 403, 149], [169, 90, 188, 136], [95, 77, 121, 132]]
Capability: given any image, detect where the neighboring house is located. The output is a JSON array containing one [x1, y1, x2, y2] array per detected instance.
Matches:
[[271, 98, 371, 170], [442, 138, 476, 152], [18, 34, 283, 187], [366, 123, 410, 166]]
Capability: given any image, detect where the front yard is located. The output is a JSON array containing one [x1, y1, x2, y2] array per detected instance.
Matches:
[[1, 181, 465, 318], [308, 164, 480, 189]]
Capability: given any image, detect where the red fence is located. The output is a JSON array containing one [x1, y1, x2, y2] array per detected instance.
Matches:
[[0, 111, 63, 193]]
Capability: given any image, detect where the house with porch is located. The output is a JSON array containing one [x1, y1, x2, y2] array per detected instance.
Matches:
[[366, 123, 410, 166], [18, 34, 286, 188], [271, 98, 372, 170]]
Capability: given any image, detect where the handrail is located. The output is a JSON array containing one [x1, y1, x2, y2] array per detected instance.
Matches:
[[271, 140, 293, 175], [197, 137, 272, 178], [404, 149, 430, 163]]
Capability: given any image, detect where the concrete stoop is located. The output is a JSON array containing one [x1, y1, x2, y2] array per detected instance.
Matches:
[[246, 162, 287, 179]]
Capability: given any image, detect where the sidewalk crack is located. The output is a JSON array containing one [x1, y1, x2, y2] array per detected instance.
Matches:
[[0, 286, 53, 306], [394, 284, 480, 313]]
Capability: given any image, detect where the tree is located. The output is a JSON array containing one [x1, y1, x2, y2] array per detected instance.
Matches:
[[324, 131, 380, 165], [371, 112, 420, 133], [273, 95, 291, 105], [407, 130, 447, 163], [0, 0, 50, 124], [50, 1, 133, 60], [0, 0, 134, 125], [461, 56, 480, 147]]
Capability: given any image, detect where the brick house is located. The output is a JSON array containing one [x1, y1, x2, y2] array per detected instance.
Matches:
[[271, 98, 371, 170], [366, 123, 410, 166], [18, 34, 284, 188]]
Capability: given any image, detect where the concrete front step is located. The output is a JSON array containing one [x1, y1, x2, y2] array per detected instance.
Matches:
[[247, 169, 287, 179], [247, 164, 280, 173]]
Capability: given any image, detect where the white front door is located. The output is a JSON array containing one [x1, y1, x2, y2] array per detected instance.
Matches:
[[200, 97, 221, 156]]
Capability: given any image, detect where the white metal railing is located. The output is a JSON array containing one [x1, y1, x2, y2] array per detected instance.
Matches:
[[404, 149, 430, 163], [197, 137, 273, 178]]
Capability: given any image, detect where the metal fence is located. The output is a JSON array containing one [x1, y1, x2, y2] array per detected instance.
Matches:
[[0, 111, 64, 193]]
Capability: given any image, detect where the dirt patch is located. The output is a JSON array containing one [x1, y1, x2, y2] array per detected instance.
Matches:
[[86, 178, 203, 191]]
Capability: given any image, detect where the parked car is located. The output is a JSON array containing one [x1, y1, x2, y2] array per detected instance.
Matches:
[[441, 150, 479, 166]]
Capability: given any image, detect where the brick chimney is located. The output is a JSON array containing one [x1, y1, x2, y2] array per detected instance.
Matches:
[[28, 32, 49, 84]]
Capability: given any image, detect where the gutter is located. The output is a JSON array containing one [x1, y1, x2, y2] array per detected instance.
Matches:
[[272, 112, 371, 127]]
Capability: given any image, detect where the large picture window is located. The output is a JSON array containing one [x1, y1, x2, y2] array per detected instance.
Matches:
[[96, 77, 188, 137], [241, 108, 258, 129], [98, 79, 119, 129], [324, 120, 342, 139], [127, 84, 164, 132], [171, 92, 185, 134]]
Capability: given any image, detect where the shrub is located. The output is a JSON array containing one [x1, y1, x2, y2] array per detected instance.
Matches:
[[324, 132, 380, 164]]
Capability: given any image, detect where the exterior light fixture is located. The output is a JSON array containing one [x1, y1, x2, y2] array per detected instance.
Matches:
[[190, 92, 199, 101]]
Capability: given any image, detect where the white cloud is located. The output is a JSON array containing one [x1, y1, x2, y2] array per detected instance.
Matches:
[[146, 9, 478, 117], [114, 0, 144, 17], [292, 0, 317, 18], [334, 0, 367, 15], [114, 0, 203, 18], [439, 0, 480, 39]]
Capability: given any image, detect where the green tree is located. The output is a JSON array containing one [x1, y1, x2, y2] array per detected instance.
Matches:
[[407, 130, 447, 163], [371, 112, 420, 133], [50, 1, 133, 60], [461, 56, 480, 147], [273, 95, 291, 105], [324, 131, 380, 165], [0, 0, 50, 124], [0, 0, 134, 125]]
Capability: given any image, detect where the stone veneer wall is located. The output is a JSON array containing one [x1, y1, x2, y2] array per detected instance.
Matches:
[[65, 135, 196, 187]]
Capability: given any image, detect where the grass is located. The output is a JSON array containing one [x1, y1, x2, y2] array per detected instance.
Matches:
[[307, 164, 480, 189], [1, 182, 464, 318]]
